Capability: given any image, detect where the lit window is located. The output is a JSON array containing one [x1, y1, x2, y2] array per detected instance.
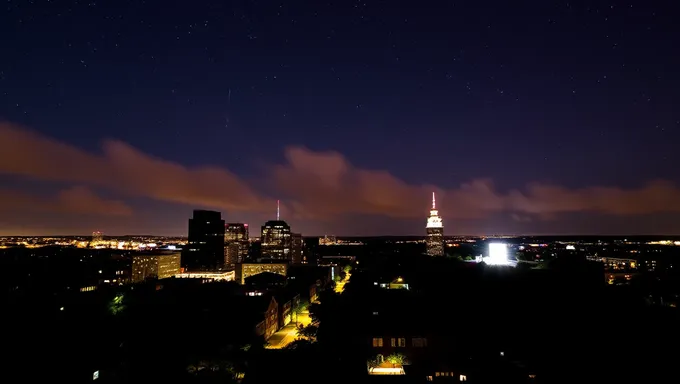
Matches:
[[372, 338, 383, 347], [391, 338, 396, 347], [412, 337, 427, 347], [426, 376, 433, 381], [398, 338, 406, 347], [460, 374, 467, 381]]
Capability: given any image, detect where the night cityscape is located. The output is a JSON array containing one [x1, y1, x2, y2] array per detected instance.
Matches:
[[2, 1, 680, 383]]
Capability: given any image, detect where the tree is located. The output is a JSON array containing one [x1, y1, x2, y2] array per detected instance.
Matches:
[[297, 324, 318, 340], [186, 359, 241, 384], [367, 354, 385, 373], [291, 299, 308, 325], [386, 353, 408, 367], [108, 293, 126, 315], [308, 302, 322, 323], [285, 339, 314, 350]]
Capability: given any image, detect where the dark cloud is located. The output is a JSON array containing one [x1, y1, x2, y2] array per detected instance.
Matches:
[[275, 147, 680, 220], [0, 122, 274, 213], [2, 123, 680, 230], [0, 186, 132, 216]]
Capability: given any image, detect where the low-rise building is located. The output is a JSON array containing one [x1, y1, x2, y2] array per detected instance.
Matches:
[[236, 262, 287, 284], [248, 295, 279, 340], [131, 252, 181, 282], [273, 289, 301, 328], [174, 270, 235, 282]]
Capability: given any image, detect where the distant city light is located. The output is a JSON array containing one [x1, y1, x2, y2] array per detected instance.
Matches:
[[566, 245, 575, 250]]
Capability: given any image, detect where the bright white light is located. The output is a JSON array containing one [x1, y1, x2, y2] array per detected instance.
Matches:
[[369, 367, 405, 375], [566, 245, 575, 250], [484, 243, 510, 266], [426, 209, 443, 228], [489, 243, 508, 259]]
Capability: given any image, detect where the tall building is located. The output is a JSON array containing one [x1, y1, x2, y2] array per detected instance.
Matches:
[[291, 233, 303, 264], [224, 242, 241, 266], [261, 201, 292, 261], [183, 210, 226, 271], [225, 223, 249, 241], [426, 192, 444, 256], [225, 223, 249, 263]]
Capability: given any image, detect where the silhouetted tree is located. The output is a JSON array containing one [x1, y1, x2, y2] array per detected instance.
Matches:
[[297, 324, 318, 340]]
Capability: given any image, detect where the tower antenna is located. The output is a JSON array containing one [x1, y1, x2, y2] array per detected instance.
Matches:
[[432, 192, 436, 210], [277, 200, 280, 220]]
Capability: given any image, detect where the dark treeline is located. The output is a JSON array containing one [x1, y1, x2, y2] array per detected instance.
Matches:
[[4, 245, 680, 383], [311, 254, 680, 383]]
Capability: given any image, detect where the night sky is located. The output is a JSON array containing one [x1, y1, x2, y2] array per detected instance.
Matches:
[[1, 0, 679, 236]]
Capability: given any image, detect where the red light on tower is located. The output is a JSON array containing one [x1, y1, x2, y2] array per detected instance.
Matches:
[[244, 223, 248, 227]]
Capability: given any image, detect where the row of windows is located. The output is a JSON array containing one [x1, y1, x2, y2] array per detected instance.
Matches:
[[372, 337, 427, 347]]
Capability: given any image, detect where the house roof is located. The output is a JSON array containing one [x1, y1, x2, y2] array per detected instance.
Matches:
[[272, 286, 299, 303]]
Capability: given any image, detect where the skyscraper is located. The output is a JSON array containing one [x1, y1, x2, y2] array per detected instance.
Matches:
[[183, 210, 226, 271], [225, 223, 250, 263], [426, 192, 444, 256], [224, 242, 241, 266], [261, 201, 292, 261], [225, 223, 249, 242], [291, 233, 303, 264]]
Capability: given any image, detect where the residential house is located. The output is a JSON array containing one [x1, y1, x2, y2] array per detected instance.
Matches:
[[273, 289, 301, 328], [243, 295, 279, 340]]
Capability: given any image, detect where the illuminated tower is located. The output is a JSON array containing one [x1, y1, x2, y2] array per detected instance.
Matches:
[[261, 200, 292, 261], [426, 192, 444, 256]]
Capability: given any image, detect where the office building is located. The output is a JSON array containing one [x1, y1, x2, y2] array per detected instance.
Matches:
[[183, 210, 226, 271], [225, 223, 249, 263], [225, 223, 249, 241], [261, 221, 292, 260], [131, 252, 181, 282], [260, 201, 291, 261], [291, 233, 303, 264], [225, 242, 241, 266]]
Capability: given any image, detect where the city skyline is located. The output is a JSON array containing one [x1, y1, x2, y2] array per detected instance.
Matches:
[[2, 2, 680, 235]]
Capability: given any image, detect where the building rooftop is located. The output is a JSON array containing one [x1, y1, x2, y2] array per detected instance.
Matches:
[[245, 271, 287, 287]]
